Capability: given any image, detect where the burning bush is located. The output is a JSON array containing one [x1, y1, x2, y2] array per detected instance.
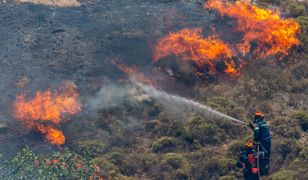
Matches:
[[153, 28, 239, 76], [12, 82, 81, 145], [205, 0, 301, 58]]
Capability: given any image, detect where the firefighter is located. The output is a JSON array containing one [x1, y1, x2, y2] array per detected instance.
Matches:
[[248, 111, 271, 174], [236, 141, 260, 180]]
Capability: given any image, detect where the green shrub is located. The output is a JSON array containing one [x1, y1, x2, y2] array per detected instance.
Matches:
[[149, 113, 184, 137], [271, 117, 301, 139], [94, 157, 120, 177], [152, 137, 181, 153], [271, 139, 303, 171], [290, 60, 308, 80], [105, 150, 137, 176], [268, 169, 296, 180], [145, 120, 161, 131], [288, 3, 306, 17], [291, 79, 308, 93], [209, 97, 236, 110], [194, 157, 236, 179], [218, 158, 237, 175], [299, 147, 308, 161], [74, 140, 107, 158], [291, 111, 308, 131], [185, 116, 229, 145], [147, 103, 162, 117], [160, 153, 191, 180], [129, 153, 159, 172], [296, 16, 308, 49], [219, 175, 237, 180]]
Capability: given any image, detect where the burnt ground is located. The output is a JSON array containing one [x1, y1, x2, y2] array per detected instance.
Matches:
[[0, 0, 217, 156]]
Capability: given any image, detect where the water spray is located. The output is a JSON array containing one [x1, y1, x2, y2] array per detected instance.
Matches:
[[136, 82, 248, 125]]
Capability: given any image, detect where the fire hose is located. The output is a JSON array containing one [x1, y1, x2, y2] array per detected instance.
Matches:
[[256, 142, 262, 180]]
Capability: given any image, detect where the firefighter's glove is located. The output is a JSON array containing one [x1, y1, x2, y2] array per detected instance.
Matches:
[[236, 161, 243, 168], [248, 122, 255, 130]]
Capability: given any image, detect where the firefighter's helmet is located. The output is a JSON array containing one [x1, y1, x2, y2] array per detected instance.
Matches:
[[254, 111, 265, 121]]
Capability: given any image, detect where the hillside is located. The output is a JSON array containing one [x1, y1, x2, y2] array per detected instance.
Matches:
[[0, 0, 307, 179]]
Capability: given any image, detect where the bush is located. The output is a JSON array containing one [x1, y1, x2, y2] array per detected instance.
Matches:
[[291, 79, 308, 93], [299, 147, 308, 161], [147, 103, 162, 117], [268, 170, 296, 180], [291, 112, 308, 131], [129, 153, 159, 173], [105, 150, 136, 176], [288, 3, 306, 17], [152, 137, 181, 153], [296, 16, 308, 50], [271, 117, 301, 139], [290, 61, 308, 80], [209, 97, 236, 110], [94, 157, 120, 178], [185, 117, 221, 145], [145, 120, 161, 131], [74, 140, 108, 158], [164, 153, 190, 170], [194, 157, 237, 179], [159, 153, 191, 180], [219, 175, 237, 180], [271, 139, 303, 171], [150, 113, 184, 137]]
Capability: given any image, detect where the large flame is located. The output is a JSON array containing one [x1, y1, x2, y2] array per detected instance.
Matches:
[[205, 0, 300, 57], [37, 125, 66, 145], [153, 28, 239, 75], [13, 82, 81, 145]]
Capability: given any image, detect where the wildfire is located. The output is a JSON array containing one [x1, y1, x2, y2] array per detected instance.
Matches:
[[205, 0, 300, 57], [13, 82, 81, 145], [37, 125, 65, 145], [153, 28, 239, 75], [111, 60, 155, 84]]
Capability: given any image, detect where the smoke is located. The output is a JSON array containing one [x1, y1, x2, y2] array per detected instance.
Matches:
[[87, 83, 132, 111]]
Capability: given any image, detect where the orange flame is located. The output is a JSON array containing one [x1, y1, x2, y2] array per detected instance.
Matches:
[[111, 60, 155, 84], [13, 82, 81, 145], [153, 28, 239, 75], [37, 125, 65, 145], [205, 0, 300, 57]]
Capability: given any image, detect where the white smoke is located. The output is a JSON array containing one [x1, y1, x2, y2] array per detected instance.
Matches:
[[87, 84, 131, 111]]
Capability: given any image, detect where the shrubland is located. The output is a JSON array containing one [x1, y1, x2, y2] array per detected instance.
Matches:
[[0, 0, 307, 179]]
